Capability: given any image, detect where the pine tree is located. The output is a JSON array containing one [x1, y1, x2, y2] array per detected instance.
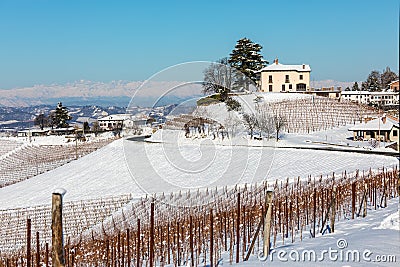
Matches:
[[228, 38, 268, 90], [362, 70, 381, 91], [52, 102, 72, 128], [380, 67, 398, 89], [351, 82, 359, 91]]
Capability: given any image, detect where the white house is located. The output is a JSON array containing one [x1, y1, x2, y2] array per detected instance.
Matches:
[[348, 115, 399, 150], [340, 91, 399, 106], [97, 114, 151, 131], [340, 91, 372, 104], [98, 114, 132, 131], [258, 58, 311, 93]]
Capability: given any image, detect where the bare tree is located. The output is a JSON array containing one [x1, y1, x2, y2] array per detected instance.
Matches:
[[256, 106, 274, 140], [91, 121, 101, 137], [242, 113, 258, 139], [273, 113, 286, 141], [34, 113, 48, 130], [224, 111, 242, 138], [202, 58, 234, 101]]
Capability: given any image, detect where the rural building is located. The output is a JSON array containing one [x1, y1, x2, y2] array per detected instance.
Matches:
[[17, 129, 48, 137], [340, 91, 372, 105], [98, 114, 150, 131], [98, 114, 131, 131], [305, 87, 341, 99], [340, 91, 399, 107], [258, 58, 311, 93], [348, 115, 399, 147], [389, 80, 399, 92]]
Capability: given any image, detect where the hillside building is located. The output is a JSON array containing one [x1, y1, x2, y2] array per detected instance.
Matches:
[[340, 91, 399, 107], [389, 80, 399, 92], [348, 115, 399, 150], [98, 114, 131, 131], [258, 59, 311, 93]]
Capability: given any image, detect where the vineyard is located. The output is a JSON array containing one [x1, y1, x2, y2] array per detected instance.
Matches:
[[0, 166, 397, 266], [268, 98, 377, 133], [0, 138, 116, 188], [192, 95, 378, 137]]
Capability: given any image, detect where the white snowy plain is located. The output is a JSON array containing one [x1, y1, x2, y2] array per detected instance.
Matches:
[[0, 130, 397, 210], [218, 198, 400, 267]]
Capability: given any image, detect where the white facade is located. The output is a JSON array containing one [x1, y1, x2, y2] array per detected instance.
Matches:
[[340, 91, 399, 106], [259, 59, 311, 93], [97, 114, 150, 131], [98, 114, 132, 131]]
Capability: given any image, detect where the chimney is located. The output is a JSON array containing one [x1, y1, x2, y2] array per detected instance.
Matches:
[[274, 58, 278, 65], [302, 64, 305, 69]]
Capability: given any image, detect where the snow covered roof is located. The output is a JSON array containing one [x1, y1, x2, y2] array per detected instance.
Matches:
[[259, 62, 311, 72], [341, 91, 399, 95], [98, 114, 132, 121], [76, 117, 97, 123], [341, 91, 371, 95], [348, 117, 398, 131]]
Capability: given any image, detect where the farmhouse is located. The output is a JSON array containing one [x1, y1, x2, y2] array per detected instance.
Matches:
[[340, 91, 399, 106], [258, 58, 311, 93], [348, 115, 399, 146], [17, 129, 48, 137], [389, 80, 399, 92], [97, 114, 131, 131], [98, 114, 151, 131]]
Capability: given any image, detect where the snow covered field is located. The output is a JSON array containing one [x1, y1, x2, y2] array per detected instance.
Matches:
[[0, 134, 397, 209], [229, 198, 399, 267]]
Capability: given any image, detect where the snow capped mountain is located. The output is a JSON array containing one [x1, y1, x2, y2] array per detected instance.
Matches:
[[0, 80, 359, 107], [311, 80, 361, 89], [0, 80, 204, 107]]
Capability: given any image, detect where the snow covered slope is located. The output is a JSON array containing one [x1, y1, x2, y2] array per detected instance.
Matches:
[[0, 137, 397, 209], [233, 198, 400, 266]]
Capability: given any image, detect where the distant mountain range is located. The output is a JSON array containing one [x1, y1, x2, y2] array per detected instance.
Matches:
[[310, 80, 360, 90], [0, 80, 357, 107]]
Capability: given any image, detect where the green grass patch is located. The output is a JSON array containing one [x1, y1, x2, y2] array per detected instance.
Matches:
[[197, 94, 223, 106]]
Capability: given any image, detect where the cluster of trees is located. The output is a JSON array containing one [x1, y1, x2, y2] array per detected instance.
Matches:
[[202, 38, 268, 110], [347, 67, 398, 91], [242, 106, 287, 141], [34, 102, 72, 130]]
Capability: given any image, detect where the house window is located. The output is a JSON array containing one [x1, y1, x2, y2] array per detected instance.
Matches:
[[268, 75, 272, 83], [393, 130, 398, 136], [296, 83, 306, 91], [285, 75, 290, 83], [300, 74, 303, 80], [289, 84, 292, 90], [282, 84, 285, 91], [269, 85, 273, 92]]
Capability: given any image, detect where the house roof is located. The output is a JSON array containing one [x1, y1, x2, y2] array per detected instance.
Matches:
[[341, 91, 371, 95], [98, 114, 132, 121], [259, 62, 311, 72], [341, 91, 399, 95], [348, 117, 399, 131]]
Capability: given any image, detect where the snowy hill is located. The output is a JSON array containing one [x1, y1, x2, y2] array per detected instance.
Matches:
[[0, 135, 397, 210]]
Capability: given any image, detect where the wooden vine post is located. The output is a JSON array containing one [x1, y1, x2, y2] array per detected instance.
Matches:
[[236, 192, 240, 264], [330, 187, 336, 233], [27, 218, 32, 267], [149, 202, 155, 267], [52, 188, 67, 267], [263, 190, 274, 257], [351, 182, 356, 219], [312, 187, 316, 238]]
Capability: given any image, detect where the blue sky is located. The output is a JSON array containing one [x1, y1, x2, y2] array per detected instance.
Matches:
[[0, 0, 398, 89]]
